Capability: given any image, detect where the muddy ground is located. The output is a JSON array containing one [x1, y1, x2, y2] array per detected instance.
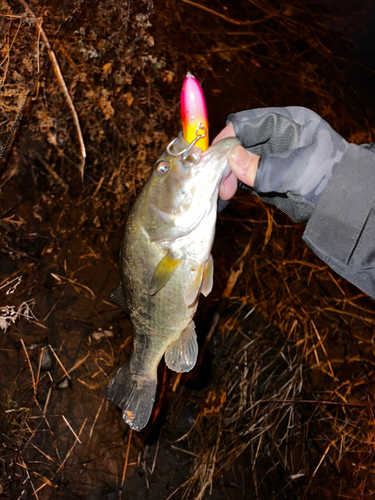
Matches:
[[1, 0, 375, 499]]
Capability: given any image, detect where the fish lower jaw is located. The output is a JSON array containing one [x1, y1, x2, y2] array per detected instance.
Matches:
[[153, 198, 215, 247], [155, 207, 176, 222]]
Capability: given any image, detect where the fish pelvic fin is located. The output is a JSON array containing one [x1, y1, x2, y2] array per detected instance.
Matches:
[[165, 321, 198, 373], [201, 254, 214, 297], [106, 361, 157, 432], [183, 254, 214, 306], [183, 264, 203, 307], [109, 282, 128, 312], [149, 250, 182, 295]]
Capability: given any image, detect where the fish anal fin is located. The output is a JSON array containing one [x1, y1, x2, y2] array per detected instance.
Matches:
[[109, 282, 128, 311], [106, 361, 157, 432], [149, 250, 182, 295], [183, 265, 203, 307], [164, 321, 198, 373], [201, 254, 214, 297]]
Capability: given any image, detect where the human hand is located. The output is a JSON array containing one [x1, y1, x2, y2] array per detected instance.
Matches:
[[216, 107, 349, 222], [213, 123, 260, 201]]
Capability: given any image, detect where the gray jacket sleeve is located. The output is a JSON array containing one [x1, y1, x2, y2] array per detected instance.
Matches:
[[226, 107, 375, 299], [303, 143, 375, 299]]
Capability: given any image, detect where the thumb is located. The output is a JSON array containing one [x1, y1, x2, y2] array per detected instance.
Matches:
[[228, 144, 259, 188]]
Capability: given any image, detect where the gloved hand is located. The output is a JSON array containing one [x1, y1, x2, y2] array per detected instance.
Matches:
[[218, 107, 349, 222]]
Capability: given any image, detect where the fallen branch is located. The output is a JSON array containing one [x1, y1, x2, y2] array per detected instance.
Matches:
[[18, 0, 86, 178]]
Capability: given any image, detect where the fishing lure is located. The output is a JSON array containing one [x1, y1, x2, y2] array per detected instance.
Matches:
[[180, 72, 209, 151]]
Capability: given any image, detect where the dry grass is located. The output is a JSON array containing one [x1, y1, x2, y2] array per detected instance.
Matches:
[[169, 194, 375, 499]]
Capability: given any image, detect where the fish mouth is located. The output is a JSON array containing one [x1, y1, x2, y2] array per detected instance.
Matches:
[[153, 138, 238, 244]]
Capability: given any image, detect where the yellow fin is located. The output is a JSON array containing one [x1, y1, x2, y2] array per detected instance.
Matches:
[[201, 254, 214, 297], [183, 265, 203, 306], [149, 250, 182, 295]]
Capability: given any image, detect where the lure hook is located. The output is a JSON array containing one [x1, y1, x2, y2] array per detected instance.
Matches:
[[166, 123, 207, 166]]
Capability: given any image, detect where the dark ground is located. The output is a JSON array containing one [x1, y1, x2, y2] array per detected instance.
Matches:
[[0, 0, 375, 499]]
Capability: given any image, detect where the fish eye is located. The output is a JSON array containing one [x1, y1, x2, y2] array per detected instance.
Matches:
[[155, 160, 169, 176]]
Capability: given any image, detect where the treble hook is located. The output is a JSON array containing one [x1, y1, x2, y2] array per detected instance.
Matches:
[[166, 123, 207, 165]]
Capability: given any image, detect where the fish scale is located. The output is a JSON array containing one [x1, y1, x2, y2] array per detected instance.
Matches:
[[106, 133, 240, 431]]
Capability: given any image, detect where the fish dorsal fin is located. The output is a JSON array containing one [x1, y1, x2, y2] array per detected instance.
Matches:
[[201, 254, 214, 297], [149, 250, 182, 296], [183, 264, 203, 307], [109, 282, 128, 311], [164, 321, 198, 373]]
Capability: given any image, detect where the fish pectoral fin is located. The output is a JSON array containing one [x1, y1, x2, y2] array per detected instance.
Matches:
[[164, 321, 198, 373], [183, 265, 203, 306], [149, 250, 182, 295], [201, 254, 214, 297], [109, 282, 128, 311], [106, 361, 157, 432]]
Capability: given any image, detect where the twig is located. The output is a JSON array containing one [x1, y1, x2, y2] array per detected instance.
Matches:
[[170, 445, 201, 459], [32, 471, 56, 493], [20, 339, 36, 397], [89, 398, 105, 439], [43, 387, 52, 415], [27, 441, 56, 465], [172, 372, 182, 392], [62, 415, 82, 444], [67, 352, 91, 375], [17, 0, 86, 177], [311, 441, 335, 479], [119, 429, 132, 499], [56, 418, 87, 474], [50, 273, 96, 298], [48, 346, 71, 380], [150, 438, 160, 475], [181, 0, 265, 26]]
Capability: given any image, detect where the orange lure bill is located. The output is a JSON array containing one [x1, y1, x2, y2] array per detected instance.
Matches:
[[180, 72, 209, 151]]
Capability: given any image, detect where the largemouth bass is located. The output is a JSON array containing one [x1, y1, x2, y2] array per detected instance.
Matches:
[[106, 131, 240, 431]]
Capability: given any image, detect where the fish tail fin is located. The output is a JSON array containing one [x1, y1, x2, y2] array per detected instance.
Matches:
[[106, 362, 157, 432]]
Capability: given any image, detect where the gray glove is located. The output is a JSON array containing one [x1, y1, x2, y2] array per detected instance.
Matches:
[[227, 107, 349, 222]]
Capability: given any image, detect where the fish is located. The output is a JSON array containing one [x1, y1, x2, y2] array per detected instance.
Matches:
[[106, 132, 240, 431]]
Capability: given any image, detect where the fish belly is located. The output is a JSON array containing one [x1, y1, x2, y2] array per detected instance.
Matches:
[[107, 200, 216, 431]]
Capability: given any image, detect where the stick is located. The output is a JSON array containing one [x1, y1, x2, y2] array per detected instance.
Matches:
[[20, 339, 36, 396], [181, 0, 265, 26], [56, 418, 87, 474], [48, 345, 71, 380], [89, 398, 105, 439], [62, 415, 82, 444], [119, 429, 132, 499], [17, 0, 86, 177], [50, 273, 96, 298]]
